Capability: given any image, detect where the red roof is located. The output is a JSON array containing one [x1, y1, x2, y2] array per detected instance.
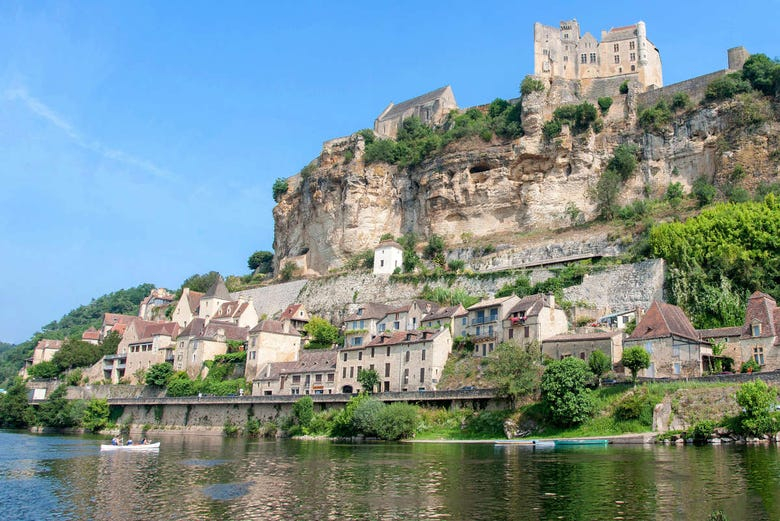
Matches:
[[628, 301, 699, 342], [81, 327, 100, 340]]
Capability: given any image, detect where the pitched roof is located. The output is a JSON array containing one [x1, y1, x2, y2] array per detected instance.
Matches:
[[249, 319, 300, 337], [186, 289, 204, 312], [256, 350, 337, 381], [203, 275, 231, 301], [697, 326, 743, 341], [362, 329, 443, 349], [81, 327, 100, 341], [421, 305, 465, 323], [36, 339, 63, 350], [467, 296, 516, 312], [280, 304, 308, 322], [344, 303, 395, 322], [506, 294, 551, 318], [377, 86, 452, 121], [741, 291, 778, 340], [543, 331, 620, 343], [177, 318, 247, 342], [103, 313, 137, 327], [627, 301, 699, 342], [375, 240, 403, 250], [212, 301, 250, 321]]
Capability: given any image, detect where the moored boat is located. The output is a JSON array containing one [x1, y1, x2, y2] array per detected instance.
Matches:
[[100, 442, 160, 452], [554, 439, 609, 446]]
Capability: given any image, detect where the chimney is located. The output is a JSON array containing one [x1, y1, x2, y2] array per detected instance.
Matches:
[[548, 294, 556, 310]]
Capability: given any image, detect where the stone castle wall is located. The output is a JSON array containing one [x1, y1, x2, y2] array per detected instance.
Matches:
[[637, 70, 728, 108], [230, 280, 307, 319]]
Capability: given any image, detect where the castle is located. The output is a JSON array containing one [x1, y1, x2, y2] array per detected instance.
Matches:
[[533, 19, 663, 91]]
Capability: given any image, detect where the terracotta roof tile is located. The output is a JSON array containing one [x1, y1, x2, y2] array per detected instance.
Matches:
[[628, 301, 699, 342]]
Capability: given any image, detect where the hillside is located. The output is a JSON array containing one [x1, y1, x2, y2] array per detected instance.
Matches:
[[0, 283, 154, 386]]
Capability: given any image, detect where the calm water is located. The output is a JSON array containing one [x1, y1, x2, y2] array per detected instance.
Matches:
[[1, 431, 779, 520]]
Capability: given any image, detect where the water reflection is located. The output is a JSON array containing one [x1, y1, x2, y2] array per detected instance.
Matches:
[[2, 431, 780, 520]]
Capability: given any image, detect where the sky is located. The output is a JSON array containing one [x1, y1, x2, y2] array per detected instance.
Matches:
[[0, 0, 777, 344]]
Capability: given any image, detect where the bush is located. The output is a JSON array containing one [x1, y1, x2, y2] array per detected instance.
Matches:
[[608, 143, 639, 181], [740, 359, 762, 374], [666, 182, 684, 208], [279, 261, 297, 281], [272, 178, 289, 202], [81, 399, 110, 432], [292, 396, 314, 429], [520, 76, 545, 95], [597, 97, 613, 114], [145, 363, 173, 387], [542, 119, 562, 140], [351, 398, 386, 437], [223, 420, 239, 437], [638, 101, 672, 133], [588, 350, 612, 385], [27, 361, 60, 379], [447, 259, 465, 272], [422, 235, 445, 260], [375, 402, 418, 440], [690, 420, 716, 443], [692, 177, 717, 207], [670, 92, 691, 111], [594, 168, 622, 220], [166, 373, 200, 397], [331, 392, 372, 437], [705, 72, 752, 101], [540, 357, 594, 426], [619, 81, 629, 94], [735, 379, 778, 435], [727, 187, 750, 204], [741, 53, 780, 96]]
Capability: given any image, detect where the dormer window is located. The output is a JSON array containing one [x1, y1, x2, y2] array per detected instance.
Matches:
[[752, 323, 761, 337]]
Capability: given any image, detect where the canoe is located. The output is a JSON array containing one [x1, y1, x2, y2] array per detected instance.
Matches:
[[494, 440, 555, 448], [100, 442, 160, 452], [554, 439, 609, 446]]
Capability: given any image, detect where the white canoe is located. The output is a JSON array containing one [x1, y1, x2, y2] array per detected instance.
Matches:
[[100, 442, 160, 452]]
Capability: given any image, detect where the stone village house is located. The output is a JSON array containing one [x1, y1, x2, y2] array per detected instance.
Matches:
[[20, 339, 63, 378], [175, 318, 249, 379], [253, 349, 337, 396], [542, 331, 624, 367], [244, 320, 302, 382], [373, 240, 404, 275], [336, 328, 453, 393], [624, 301, 712, 378]]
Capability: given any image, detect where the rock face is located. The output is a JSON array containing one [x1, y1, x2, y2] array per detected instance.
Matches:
[[273, 87, 780, 275]]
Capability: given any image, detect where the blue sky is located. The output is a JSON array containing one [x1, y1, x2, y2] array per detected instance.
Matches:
[[0, 0, 777, 344]]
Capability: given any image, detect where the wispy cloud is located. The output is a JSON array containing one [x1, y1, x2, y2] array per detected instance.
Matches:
[[5, 87, 173, 180]]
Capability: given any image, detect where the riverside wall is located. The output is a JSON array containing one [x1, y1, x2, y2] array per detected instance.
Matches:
[[107, 389, 506, 431]]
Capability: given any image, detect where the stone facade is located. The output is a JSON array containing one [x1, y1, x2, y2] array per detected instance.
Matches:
[[175, 318, 249, 378], [542, 331, 624, 366], [244, 320, 302, 381], [336, 328, 452, 393], [374, 86, 457, 139], [170, 288, 204, 329], [503, 294, 569, 346], [462, 296, 521, 356], [252, 349, 336, 396], [534, 19, 662, 90]]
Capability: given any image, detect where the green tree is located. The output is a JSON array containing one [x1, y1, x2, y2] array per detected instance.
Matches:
[[0, 377, 35, 428], [741, 54, 780, 96], [304, 316, 341, 349], [81, 398, 109, 432], [36, 385, 78, 428], [27, 360, 60, 379], [622, 346, 651, 386], [692, 177, 718, 207], [292, 395, 314, 429], [248, 250, 274, 273], [272, 177, 289, 202], [100, 330, 122, 357], [666, 182, 684, 208], [608, 143, 639, 181], [520, 76, 545, 95], [179, 271, 221, 294], [422, 235, 445, 260], [540, 357, 594, 427], [735, 379, 778, 435], [146, 363, 174, 387], [351, 397, 386, 437], [482, 341, 543, 406], [51, 338, 103, 372], [594, 168, 622, 219], [357, 368, 380, 393], [588, 350, 612, 386]]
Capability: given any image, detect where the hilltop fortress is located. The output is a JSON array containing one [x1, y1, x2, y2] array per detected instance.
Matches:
[[534, 19, 662, 91], [273, 18, 762, 278]]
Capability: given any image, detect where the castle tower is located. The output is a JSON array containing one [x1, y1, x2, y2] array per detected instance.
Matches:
[[727, 46, 750, 71]]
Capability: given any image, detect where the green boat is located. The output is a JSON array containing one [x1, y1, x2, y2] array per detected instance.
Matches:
[[554, 439, 609, 446]]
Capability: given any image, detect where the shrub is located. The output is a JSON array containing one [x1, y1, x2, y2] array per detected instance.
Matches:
[[300, 161, 317, 180], [540, 357, 594, 426], [666, 182, 684, 208], [588, 350, 612, 385], [594, 168, 622, 220], [705, 72, 752, 101], [692, 177, 717, 207], [638, 101, 672, 133], [357, 128, 375, 145], [727, 187, 750, 204], [690, 420, 716, 443], [364, 138, 398, 164], [145, 363, 173, 387], [272, 178, 289, 202], [166, 373, 200, 397], [741, 53, 780, 96], [331, 392, 372, 437], [27, 361, 60, 379], [597, 96, 613, 114], [375, 402, 418, 440], [520, 76, 545, 95], [81, 399, 110, 432], [670, 92, 691, 111], [608, 143, 639, 181], [740, 359, 761, 374], [223, 420, 239, 437], [735, 379, 778, 435], [619, 81, 629, 94], [542, 119, 562, 140], [292, 396, 314, 429], [351, 398, 386, 437], [422, 235, 445, 260], [279, 261, 297, 281]]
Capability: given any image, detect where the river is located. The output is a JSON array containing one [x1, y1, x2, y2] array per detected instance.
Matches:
[[1, 430, 779, 520]]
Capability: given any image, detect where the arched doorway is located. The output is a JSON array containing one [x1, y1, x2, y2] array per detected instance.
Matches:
[[341, 385, 353, 394]]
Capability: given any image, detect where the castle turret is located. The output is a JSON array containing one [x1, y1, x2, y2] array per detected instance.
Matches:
[[636, 21, 648, 66]]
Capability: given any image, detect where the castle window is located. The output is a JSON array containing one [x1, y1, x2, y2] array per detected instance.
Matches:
[[563, 55, 568, 62], [590, 53, 596, 63], [630, 52, 636, 62], [543, 49, 548, 56], [563, 33, 569, 39], [631, 65, 636, 72], [581, 53, 587, 64], [614, 55, 620, 64], [613, 44, 619, 52], [630, 41, 635, 50]]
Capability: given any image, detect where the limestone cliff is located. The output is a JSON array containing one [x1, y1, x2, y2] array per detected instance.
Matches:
[[273, 85, 780, 275]]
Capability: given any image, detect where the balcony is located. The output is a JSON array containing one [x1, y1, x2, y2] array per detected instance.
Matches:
[[471, 316, 498, 326]]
